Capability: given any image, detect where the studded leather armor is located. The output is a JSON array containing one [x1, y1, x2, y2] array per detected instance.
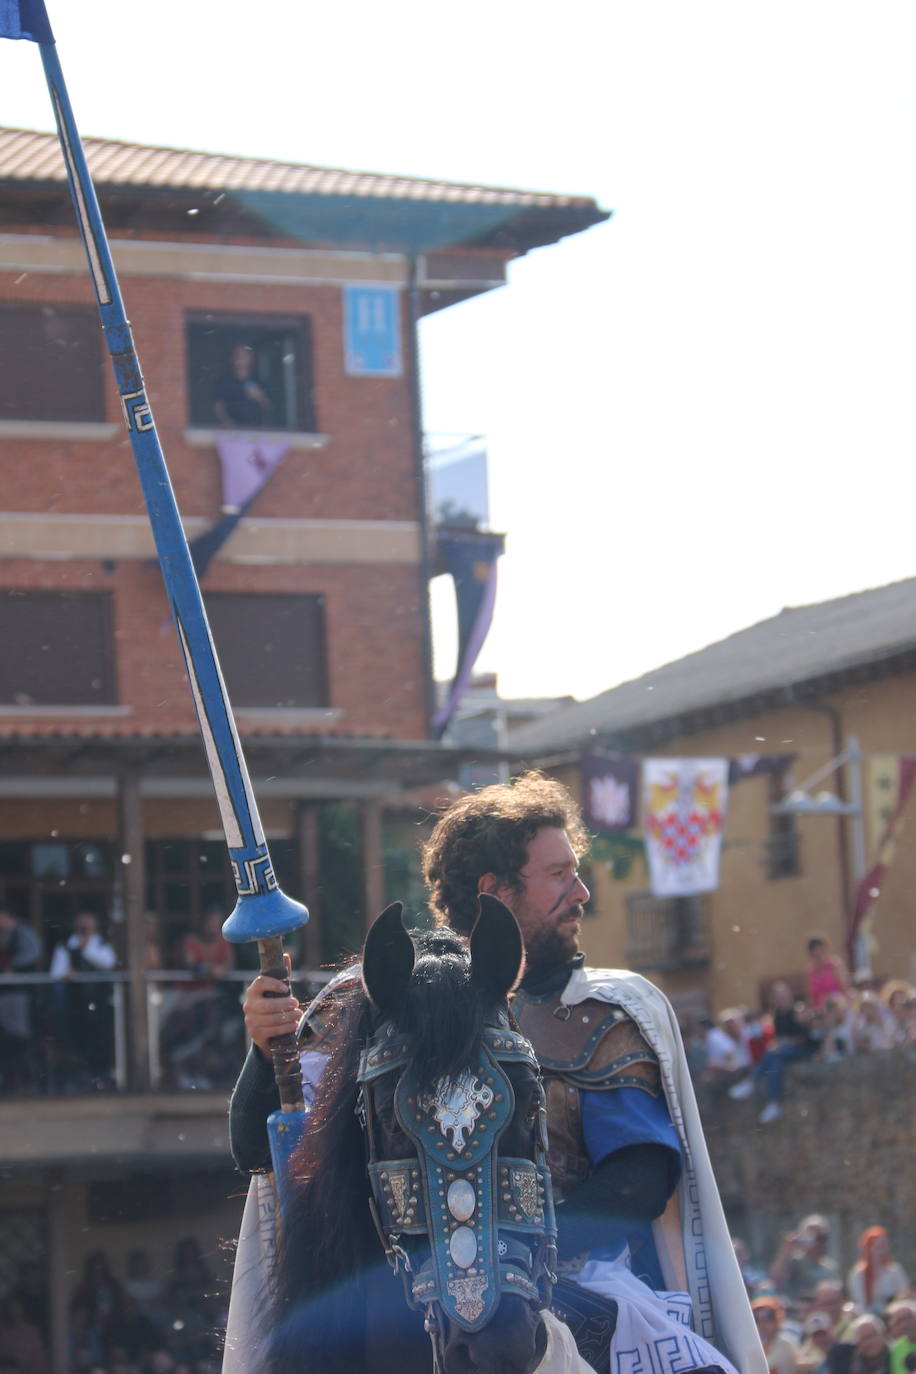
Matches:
[[510, 987, 661, 1203]]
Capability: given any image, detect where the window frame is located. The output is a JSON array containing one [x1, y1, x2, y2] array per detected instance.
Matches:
[[185, 310, 316, 433]]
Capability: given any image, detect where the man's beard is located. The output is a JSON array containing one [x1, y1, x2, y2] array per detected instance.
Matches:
[[524, 905, 584, 972]]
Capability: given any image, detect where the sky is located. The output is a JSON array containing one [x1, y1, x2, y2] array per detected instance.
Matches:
[[2, 1, 915, 702]]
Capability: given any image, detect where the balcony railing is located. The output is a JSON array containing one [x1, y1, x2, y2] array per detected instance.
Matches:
[[0, 969, 331, 1098]]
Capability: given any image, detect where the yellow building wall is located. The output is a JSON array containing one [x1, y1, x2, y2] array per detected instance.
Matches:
[[550, 671, 916, 1015]]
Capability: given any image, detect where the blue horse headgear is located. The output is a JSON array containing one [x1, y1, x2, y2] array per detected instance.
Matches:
[[357, 1018, 557, 1333]]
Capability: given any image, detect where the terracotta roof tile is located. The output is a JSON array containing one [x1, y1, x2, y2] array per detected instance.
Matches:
[[0, 125, 599, 211]]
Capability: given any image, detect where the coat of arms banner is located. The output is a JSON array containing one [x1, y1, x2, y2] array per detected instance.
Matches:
[[642, 758, 729, 897]]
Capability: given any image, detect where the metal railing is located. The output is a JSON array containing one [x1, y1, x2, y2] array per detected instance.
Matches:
[[0, 968, 332, 1097]]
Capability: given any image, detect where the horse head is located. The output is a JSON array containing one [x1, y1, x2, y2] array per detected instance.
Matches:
[[359, 896, 557, 1374]]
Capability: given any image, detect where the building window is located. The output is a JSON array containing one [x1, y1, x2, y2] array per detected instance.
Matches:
[[186, 312, 315, 431], [0, 304, 104, 422], [204, 593, 328, 708], [145, 837, 297, 969], [624, 890, 711, 971], [764, 770, 802, 879], [0, 591, 115, 705]]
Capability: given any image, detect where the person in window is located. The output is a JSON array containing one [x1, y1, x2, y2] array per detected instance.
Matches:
[[212, 345, 270, 428]]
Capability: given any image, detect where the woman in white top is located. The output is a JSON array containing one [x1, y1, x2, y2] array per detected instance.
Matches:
[[847, 1228, 909, 1315]]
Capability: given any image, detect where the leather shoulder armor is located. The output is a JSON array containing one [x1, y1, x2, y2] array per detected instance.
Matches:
[[512, 990, 661, 1096]]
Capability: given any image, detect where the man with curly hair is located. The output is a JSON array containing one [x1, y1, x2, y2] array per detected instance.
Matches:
[[228, 772, 762, 1374]]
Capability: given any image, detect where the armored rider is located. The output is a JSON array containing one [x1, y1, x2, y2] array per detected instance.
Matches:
[[228, 772, 764, 1374]]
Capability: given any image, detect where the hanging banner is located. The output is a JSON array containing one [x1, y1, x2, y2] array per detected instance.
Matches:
[[642, 758, 729, 897], [432, 528, 504, 737], [850, 754, 916, 951], [187, 438, 288, 579], [581, 752, 639, 833]]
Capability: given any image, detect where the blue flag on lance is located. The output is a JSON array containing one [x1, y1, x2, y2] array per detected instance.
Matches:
[[0, 0, 53, 42]]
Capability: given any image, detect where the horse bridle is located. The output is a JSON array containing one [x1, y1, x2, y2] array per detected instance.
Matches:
[[356, 1009, 558, 1367]]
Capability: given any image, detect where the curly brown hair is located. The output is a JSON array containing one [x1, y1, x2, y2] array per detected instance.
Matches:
[[421, 771, 589, 933]]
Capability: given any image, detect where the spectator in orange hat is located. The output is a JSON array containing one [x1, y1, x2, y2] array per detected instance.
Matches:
[[848, 1230, 909, 1316], [753, 1297, 799, 1374]]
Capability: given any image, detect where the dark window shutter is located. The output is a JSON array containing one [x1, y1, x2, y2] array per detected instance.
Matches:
[[0, 591, 115, 704], [204, 593, 328, 708], [0, 305, 104, 422]]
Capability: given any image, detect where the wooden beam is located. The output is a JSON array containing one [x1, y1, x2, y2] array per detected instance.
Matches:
[[360, 799, 384, 932]]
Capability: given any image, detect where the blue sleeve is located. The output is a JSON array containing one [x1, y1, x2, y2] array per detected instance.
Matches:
[[581, 1085, 682, 1176]]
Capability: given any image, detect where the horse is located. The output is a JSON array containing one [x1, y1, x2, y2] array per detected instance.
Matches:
[[264, 894, 559, 1374]]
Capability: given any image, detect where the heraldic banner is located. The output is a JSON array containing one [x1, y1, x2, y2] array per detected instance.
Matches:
[[642, 758, 729, 897]]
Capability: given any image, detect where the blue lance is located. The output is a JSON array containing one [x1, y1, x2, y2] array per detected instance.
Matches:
[[1, 0, 309, 1180]]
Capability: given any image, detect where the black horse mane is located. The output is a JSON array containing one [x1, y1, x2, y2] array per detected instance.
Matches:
[[265, 925, 498, 1374]]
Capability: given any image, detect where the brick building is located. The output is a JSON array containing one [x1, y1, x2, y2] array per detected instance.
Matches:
[[0, 126, 606, 1369]]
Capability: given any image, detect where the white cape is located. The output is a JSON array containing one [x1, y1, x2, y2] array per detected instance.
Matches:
[[559, 967, 767, 1374]]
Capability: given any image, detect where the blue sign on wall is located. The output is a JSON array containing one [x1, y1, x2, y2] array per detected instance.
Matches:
[[343, 285, 403, 377]]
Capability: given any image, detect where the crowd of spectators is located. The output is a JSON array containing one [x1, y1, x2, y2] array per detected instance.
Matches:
[[0, 905, 246, 1095], [732, 1215, 914, 1374], [0, 1238, 227, 1373], [685, 933, 916, 1123]]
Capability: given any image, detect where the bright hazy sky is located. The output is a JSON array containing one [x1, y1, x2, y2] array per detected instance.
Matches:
[[2, 2, 915, 702]]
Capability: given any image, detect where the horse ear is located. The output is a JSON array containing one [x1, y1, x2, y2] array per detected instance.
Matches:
[[469, 893, 524, 1002], [361, 901, 414, 1019]]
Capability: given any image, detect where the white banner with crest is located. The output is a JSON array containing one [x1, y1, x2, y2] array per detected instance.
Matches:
[[642, 758, 729, 897]]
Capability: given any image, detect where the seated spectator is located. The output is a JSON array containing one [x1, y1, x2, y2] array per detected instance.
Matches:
[[880, 982, 913, 1047], [847, 1229, 909, 1315], [704, 1007, 753, 1087], [123, 1247, 163, 1310], [799, 1311, 838, 1374], [806, 934, 850, 1009], [745, 1005, 775, 1063], [681, 1013, 709, 1080], [845, 1315, 891, 1374], [770, 1216, 839, 1302], [813, 1280, 857, 1341], [730, 981, 819, 1122], [851, 993, 897, 1053], [163, 914, 238, 1090], [0, 1294, 46, 1374], [733, 1236, 768, 1296], [754, 1296, 800, 1374], [108, 1293, 163, 1364], [887, 1301, 916, 1374], [819, 993, 855, 1060], [0, 907, 42, 1093], [70, 1249, 125, 1345]]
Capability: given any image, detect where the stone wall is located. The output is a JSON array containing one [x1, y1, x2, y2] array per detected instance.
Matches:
[[697, 1047, 916, 1281]]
